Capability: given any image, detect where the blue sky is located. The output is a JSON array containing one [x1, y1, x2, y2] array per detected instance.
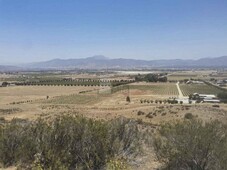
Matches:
[[0, 0, 227, 64]]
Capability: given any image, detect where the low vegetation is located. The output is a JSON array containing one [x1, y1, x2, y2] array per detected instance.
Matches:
[[154, 119, 227, 170], [1, 71, 227, 169], [184, 112, 194, 119], [0, 115, 142, 169]]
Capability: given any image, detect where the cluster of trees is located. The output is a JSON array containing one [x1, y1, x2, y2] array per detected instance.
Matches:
[[15, 79, 133, 87], [0, 82, 9, 87], [0, 116, 141, 169], [135, 73, 167, 82], [140, 99, 180, 104]]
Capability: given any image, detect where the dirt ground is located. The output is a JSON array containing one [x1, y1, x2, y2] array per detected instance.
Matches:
[[1, 86, 227, 124], [1, 84, 227, 170], [0, 86, 103, 104]]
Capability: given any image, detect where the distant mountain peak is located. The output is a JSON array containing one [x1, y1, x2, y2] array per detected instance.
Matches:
[[86, 55, 109, 60]]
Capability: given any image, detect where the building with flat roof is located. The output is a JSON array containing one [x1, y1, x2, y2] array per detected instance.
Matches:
[[191, 93, 220, 103]]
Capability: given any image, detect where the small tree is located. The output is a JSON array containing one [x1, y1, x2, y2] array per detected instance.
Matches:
[[126, 96, 130, 102]]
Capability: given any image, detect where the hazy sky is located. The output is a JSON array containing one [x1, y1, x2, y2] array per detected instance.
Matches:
[[1, 0, 227, 64]]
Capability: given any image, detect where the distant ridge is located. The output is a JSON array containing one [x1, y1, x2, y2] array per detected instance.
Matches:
[[25, 55, 227, 69], [0, 65, 21, 72], [1, 56, 227, 71]]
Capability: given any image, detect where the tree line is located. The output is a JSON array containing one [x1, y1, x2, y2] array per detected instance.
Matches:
[[135, 73, 168, 82]]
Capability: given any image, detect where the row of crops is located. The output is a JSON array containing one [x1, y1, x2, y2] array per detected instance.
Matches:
[[179, 84, 223, 96], [129, 84, 179, 96], [14, 79, 133, 87], [45, 94, 101, 105], [110, 85, 130, 94], [110, 84, 179, 96]]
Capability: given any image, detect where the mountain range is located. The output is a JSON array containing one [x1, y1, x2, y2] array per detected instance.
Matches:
[[1, 55, 227, 71]]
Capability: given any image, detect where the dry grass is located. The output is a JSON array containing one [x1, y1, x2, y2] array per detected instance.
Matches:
[[0, 84, 227, 170], [0, 86, 103, 104], [0, 79, 227, 125], [0, 71, 227, 170]]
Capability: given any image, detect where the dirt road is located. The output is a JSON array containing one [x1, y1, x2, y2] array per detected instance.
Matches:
[[176, 82, 184, 98]]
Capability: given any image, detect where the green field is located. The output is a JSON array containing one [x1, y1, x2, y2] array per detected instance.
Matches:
[[44, 94, 102, 105], [111, 83, 179, 96], [180, 84, 223, 96]]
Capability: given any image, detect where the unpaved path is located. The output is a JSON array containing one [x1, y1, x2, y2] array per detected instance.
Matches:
[[176, 82, 184, 98]]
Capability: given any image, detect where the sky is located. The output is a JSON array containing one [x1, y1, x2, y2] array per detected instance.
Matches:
[[0, 0, 227, 64]]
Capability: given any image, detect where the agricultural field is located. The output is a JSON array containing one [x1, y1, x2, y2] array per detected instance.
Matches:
[[129, 83, 179, 96], [179, 83, 223, 96], [44, 94, 103, 105], [0, 72, 227, 123], [168, 74, 198, 81], [209, 71, 227, 79], [167, 70, 217, 81], [98, 83, 179, 97], [1, 71, 227, 170], [0, 86, 103, 105]]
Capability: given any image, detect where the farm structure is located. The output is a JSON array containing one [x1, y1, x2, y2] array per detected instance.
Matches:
[[191, 93, 220, 103], [186, 80, 204, 84]]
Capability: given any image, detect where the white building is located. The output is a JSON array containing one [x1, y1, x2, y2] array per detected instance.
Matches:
[[186, 80, 204, 84], [199, 94, 216, 99], [192, 93, 220, 103], [203, 99, 220, 103]]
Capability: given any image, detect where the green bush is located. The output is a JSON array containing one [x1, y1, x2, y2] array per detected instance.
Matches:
[[154, 119, 227, 170], [146, 114, 153, 119], [137, 111, 145, 116], [184, 113, 194, 119], [0, 116, 141, 169]]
